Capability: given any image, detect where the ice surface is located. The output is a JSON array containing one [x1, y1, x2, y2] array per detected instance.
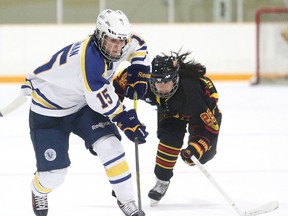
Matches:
[[0, 82, 287, 216]]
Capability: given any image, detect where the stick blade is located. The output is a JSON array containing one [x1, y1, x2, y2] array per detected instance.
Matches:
[[246, 201, 279, 216]]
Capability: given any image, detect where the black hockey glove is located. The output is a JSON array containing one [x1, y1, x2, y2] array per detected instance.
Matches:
[[180, 140, 209, 166], [112, 109, 148, 144], [125, 64, 151, 100]]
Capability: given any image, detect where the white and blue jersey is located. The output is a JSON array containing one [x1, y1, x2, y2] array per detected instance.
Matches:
[[21, 33, 151, 118]]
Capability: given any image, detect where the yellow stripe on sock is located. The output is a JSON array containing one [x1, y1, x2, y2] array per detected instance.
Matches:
[[106, 161, 129, 178]]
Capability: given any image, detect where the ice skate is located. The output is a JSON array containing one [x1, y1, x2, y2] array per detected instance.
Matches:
[[148, 179, 170, 207], [32, 191, 48, 216], [117, 199, 145, 216]]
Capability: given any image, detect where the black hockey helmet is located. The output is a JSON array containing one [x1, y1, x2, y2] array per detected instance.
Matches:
[[149, 54, 180, 98]]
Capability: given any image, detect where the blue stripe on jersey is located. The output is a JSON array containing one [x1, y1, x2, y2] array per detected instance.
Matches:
[[137, 45, 147, 51], [131, 56, 147, 63], [21, 78, 32, 90], [21, 84, 31, 91], [34, 88, 64, 109], [82, 38, 109, 92], [23, 78, 70, 110], [130, 46, 148, 63], [131, 34, 145, 46], [31, 98, 76, 110], [31, 99, 52, 109], [103, 99, 121, 116], [109, 173, 132, 184], [104, 152, 125, 166]]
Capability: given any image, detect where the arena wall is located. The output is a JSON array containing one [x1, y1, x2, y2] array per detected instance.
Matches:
[[0, 23, 255, 82]]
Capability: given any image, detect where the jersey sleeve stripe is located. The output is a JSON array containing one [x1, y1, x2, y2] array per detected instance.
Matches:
[[81, 37, 92, 92], [103, 99, 123, 117], [128, 51, 147, 61], [81, 37, 108, 92]]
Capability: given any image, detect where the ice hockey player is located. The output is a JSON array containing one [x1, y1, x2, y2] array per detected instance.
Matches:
[[113, 51, 222, 207], [21, 9, 150, 216]]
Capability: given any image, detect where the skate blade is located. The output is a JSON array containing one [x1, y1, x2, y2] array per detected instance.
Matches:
[[150, 199, 159, 207]]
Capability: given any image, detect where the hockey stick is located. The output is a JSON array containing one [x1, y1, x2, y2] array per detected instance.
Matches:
[[191, 155, 279, 216], [0, 94, 27, 117], [133, 91, 143, 216]]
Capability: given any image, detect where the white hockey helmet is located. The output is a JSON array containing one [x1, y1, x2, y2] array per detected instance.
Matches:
[[94, 9, 132, 61]]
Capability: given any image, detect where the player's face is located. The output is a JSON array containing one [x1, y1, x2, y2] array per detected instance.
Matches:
[[102, 36, 126, 58], [155, 81, 174, 95]]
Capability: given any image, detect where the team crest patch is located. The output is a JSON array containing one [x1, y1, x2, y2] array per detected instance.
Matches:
[[44, 148, 57, 161]]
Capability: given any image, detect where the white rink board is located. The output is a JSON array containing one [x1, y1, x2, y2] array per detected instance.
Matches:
[[0, 24, 255, 77]]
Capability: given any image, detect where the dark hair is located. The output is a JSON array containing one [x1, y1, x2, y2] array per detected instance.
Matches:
[[164, 50, 206, 78]]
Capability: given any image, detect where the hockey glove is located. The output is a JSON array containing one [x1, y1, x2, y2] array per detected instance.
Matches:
[[112, 109, 148, 144], [180, 140, 209, 166], [125, 64, 151, 100]]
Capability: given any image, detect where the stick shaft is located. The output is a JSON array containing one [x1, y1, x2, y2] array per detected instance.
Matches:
[[0, 94, 27, 117], [191, 155, 245, 216], [133, 92, 142, 215], [192, 156, 279, 216]]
